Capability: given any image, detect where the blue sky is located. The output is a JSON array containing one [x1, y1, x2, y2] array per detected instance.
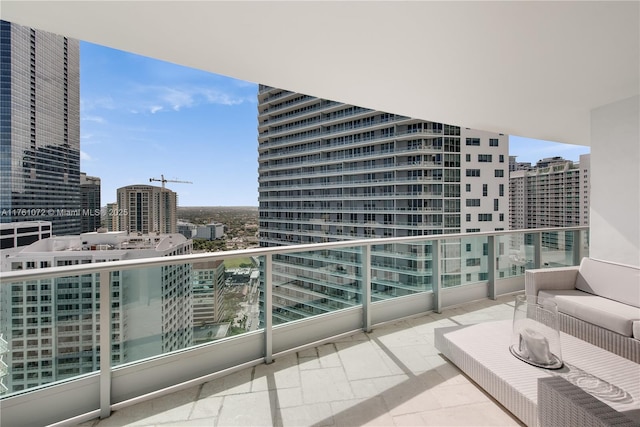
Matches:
[[80, 42, 259, 207], [80, 42, 590, 207]]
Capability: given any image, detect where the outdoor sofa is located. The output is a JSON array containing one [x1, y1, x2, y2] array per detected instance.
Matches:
[[525, 257, 640, 363]]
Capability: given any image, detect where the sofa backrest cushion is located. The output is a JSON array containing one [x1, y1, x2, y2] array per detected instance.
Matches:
[[576, 258, 640, 308]]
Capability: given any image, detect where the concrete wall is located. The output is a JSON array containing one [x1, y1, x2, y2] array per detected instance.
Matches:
[[590, 95, 639, 267]]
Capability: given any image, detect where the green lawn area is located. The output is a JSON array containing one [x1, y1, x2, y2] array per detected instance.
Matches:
[[223, 257, 254, 269]]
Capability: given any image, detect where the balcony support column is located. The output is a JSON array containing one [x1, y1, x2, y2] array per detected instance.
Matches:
[[487, 236, 496, 300], [572, 229, 583, 266], [99, 271, 111, 419], [533, 232, 542, 269], [362, 245, 371, 333], [264, 254, 273, 364], [433, 240, 441, 313]]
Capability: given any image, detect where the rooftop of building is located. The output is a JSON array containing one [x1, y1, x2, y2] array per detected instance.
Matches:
[[6, 231, 188, 254], [116, 184, 172, 192], [0, 221, 52, 230]]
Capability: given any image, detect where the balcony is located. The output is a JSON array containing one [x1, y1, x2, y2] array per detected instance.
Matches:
[[77, 296, 521, 427], [0, 228, 587, 426], [0, 3, 636, 425], [259, 127, 442, 154]]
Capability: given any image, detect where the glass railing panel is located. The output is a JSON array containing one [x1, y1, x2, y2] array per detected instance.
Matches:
[[115, 265, 190, 365], [118, 256, 262, 367], [0, 275, 100, 396], [265, 247, 363, 325], [0, 255, 265, 394], [496, 232, 533, 279], [0, 227, 589, 403], [371, 241, 433, 300], [214, 256, 261, 337], [541, 230, 576, 268], [522, 232, 540, 270], [442, 235, 489, 288], [581, 229, 590, 260]]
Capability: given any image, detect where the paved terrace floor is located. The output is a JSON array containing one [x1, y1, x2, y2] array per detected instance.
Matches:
[[78, 295, 525, 427]]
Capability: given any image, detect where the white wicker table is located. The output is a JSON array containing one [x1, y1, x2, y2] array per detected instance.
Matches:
[[434, 320, 640, 427]]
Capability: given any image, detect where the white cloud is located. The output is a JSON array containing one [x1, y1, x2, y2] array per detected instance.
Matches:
[[80, 151, 93, 161], [134, 85, 193, 113], [83, 115, 106, 124], [161, 88, 194, 111], [80, 133, 102, 146], [232, 80, 258, 89], [81, 96, 116, 112], [84, 83, 254, 119], [204, 90, 245, 106], [132, 84, 252, 114]]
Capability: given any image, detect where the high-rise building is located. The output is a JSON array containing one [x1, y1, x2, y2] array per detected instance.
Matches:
[[509, 156, 532, 173], [509, 154, 590, 259], [116, 185, 177, 234], [509, 154, 590, 230], [257, 86, 509, 322], [80, 173, 101, 233], [103, 202, 119, 231], [0, 231, 193, 393], [0, 20, 81, 236]]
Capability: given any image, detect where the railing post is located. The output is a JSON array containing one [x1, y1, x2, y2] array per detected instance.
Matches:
[[572, 229, 583, 266], [487, 235, 496, 300], [433, 239, 441, 313], [362, 245, 371, 333], [533, 232, 542, 269], [264, 254, 273, 364], [99, 271, 111, 419]]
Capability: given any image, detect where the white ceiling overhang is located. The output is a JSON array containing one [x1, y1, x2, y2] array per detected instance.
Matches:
[[2, 1, 638, 146]]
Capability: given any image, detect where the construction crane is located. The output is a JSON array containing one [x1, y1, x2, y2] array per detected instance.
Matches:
[[149, 174, 193, 191], [149, 174, 193, 234]]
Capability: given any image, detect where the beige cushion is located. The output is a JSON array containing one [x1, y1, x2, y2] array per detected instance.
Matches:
[[634, 321, 640, 340], [575, 258, 640, 308], [539, 289, 640, 337]]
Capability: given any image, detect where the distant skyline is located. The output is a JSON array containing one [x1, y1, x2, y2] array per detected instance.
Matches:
[[509, 135, 589, 166], [80, 42, 590, 207]]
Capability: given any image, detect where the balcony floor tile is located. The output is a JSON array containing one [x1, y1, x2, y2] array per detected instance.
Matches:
[[217, 390, 273, 426], [331, 396, 395, 426], [279, 402, 334, 426], [301, 366, 354, 404], [275, 386, 304, 409], [189, 394, 223, 421], [252, 352, 300, 391]]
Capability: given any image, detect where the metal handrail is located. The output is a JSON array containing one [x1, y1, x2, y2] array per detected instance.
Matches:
[[0, 227, 587, 283]]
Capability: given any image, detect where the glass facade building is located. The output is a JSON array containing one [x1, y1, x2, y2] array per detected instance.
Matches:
[[257, 86, 509, 323], [80, 173, 101, 233], [0, 20, 81, 236]]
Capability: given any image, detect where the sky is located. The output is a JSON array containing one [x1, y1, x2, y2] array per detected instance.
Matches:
[[80, 42, 259, 207], [80, 42, 590, 207]]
